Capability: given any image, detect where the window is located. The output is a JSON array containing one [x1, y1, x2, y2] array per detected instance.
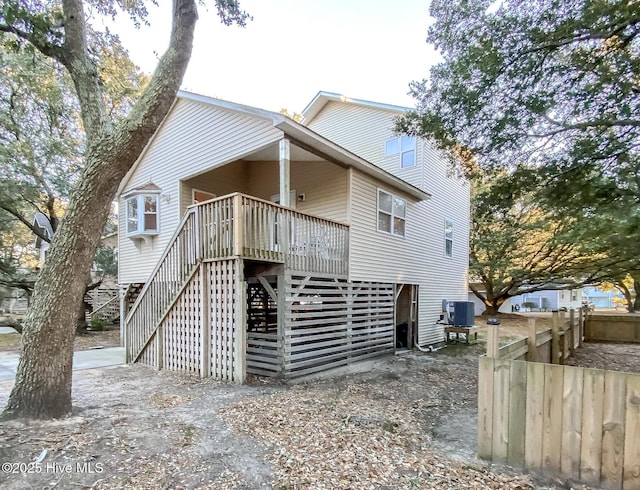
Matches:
[[192, 189, 216, 204], [445, 218, 453, 257], [378, 189, 406, 237], [384, 135, 416, 168], [125, 193, 159, 237]]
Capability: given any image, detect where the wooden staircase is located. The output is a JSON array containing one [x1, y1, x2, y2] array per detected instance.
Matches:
[[125, 208, 201, 364]]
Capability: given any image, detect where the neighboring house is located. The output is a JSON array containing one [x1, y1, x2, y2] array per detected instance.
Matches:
[[582, 286, 624, 308], [118, 91, 470, 381], [32, 212, 54, 265], [468, 285, 583, 315], [510, 288, 583, 312]]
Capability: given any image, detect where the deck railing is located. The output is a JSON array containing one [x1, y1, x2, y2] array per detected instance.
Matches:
[[126, 193, 349, 363], [195, 193, 349, 275]]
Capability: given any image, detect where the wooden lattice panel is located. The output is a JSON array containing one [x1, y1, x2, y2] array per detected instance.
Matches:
[[162, 267, 202, 373], [208, 260, 238, 382]]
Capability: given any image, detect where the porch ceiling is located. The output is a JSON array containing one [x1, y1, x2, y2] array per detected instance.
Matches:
[[243, 141, 324, 162]]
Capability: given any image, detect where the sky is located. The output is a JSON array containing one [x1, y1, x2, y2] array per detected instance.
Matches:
[[106, 0, 440, 114]]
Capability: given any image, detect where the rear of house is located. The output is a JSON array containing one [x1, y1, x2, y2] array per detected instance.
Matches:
[[117, 91, 469, 381]]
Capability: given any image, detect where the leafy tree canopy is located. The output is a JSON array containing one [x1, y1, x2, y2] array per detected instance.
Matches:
[[0, 0, 250, 419], [400, 0, 640, 191], [400, 0, 640, 311]]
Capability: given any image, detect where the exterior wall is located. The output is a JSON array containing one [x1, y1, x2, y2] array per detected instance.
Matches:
[[245, 161, 349, 223], [119, 99, 282, 284], [307, 101, 423, 190], [181, 161, 250, 214], [349, 169, 469, 345]]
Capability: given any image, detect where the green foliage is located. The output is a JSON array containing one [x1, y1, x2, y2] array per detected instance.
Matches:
[[94, 244, 118, 277], [403, 0, 640, 310], [89, 317, 105, 331]]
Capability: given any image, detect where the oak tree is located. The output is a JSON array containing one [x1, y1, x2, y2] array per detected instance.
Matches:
[[0, 0, 249, 419]]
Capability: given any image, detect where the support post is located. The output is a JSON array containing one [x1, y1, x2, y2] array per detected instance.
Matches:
[[279, 139, 291, 207], [527, 317, 538, 362], [233, 261, 246, 383], [200, 263, 211, 378], [156, 326, 163, 370], [569, 309, 576, 357], [486, 324, 499, 358], [559, 310, 566, 364], [578, 307, 584, 347], [277, 270, 287, 377], [233, 194, 244, 257], [551, 311, 560, 365]]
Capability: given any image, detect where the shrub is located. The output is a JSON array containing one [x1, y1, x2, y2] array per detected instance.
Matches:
[[90, 318, 105, 331]]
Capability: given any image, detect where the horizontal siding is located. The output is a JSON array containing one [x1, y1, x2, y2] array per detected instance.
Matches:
[[349, 169, 469, 346], [243, 161, 349, 222], [307, 101, 423, 190], [119, 99, 282, 285]]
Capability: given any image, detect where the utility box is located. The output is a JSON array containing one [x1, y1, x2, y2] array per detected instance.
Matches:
[[452, 301, 475, 327]]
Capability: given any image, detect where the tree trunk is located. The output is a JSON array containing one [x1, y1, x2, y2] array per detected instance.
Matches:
[[2, 0, 198, 419], [617, 281, 634, 313], [633, 279, 640, 312]]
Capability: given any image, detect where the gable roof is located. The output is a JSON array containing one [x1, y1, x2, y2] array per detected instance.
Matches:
[[301, 91, 412, 125], [119, 91, 429, 201]]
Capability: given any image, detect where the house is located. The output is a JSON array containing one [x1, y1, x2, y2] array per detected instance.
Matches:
[[118, 91, 470, 381], [468, 286, 583, 315], [581, 286, 624, 308], [511, 288, 583, 312]]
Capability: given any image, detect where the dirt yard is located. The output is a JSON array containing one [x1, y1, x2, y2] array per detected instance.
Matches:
[[0, 314, 638, 489]]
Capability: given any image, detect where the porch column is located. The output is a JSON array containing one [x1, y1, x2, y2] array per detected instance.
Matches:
[[279, 138, 291, 207]]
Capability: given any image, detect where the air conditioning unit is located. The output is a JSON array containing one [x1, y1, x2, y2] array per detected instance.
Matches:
[[452, 301, 475, 327]]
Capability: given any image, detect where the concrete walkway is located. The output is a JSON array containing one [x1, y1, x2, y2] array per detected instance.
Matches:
[[0, 347, 125, 381]]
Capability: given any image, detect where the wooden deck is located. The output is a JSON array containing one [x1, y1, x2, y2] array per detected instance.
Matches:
[[195, 193, 349, 275], [125, 193, 351, 374]]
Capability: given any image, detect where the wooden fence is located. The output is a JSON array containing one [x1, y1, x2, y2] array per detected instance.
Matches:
[[585, 314, 640, 343], [479, 310, 640, 489]]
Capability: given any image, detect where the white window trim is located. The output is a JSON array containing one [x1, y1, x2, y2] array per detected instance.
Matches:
[[444, 218, 453, 258], [377, 189, 406, 238], [192, 188, 216, 204], [384, 135, 417, 168], [124, 191, 161, 242]]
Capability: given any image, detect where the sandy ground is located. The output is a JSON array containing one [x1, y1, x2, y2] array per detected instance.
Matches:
[[0, 315, 638, 489]]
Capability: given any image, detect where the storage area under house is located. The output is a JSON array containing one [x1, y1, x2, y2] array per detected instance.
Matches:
[[124, 193, 397, 382]]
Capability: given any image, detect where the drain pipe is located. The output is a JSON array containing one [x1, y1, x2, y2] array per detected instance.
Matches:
[[414, 338, 447, 353]]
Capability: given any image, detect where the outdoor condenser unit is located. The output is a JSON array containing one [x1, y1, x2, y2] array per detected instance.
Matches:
[[452, 301, 475, 327]]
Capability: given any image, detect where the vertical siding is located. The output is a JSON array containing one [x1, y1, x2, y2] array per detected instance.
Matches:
[[119, 99, 282, 285], [349, 169, 469, 346]]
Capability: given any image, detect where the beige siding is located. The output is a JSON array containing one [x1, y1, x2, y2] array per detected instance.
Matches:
[[307, 101, 424, 190], [119, 99, 282, 284], [244, 161, 349, 222], [349, 169, 469, 345], [308, 100, 470, 345], [181, 162, 250, 214]]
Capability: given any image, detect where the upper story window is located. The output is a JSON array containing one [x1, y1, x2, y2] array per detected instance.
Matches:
[[445, 218, 453, 258], [384, 135, 416, 168], [124, 183, 161, 241], [378, 189, 406, 237]]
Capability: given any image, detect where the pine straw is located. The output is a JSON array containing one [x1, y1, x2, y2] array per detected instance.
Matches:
[[220, 382, 533, 489]]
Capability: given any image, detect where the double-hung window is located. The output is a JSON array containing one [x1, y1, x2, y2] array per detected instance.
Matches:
[[444, 218, 453, 258], [378, 189, 406, 237], [384, 135, 416, 168]]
